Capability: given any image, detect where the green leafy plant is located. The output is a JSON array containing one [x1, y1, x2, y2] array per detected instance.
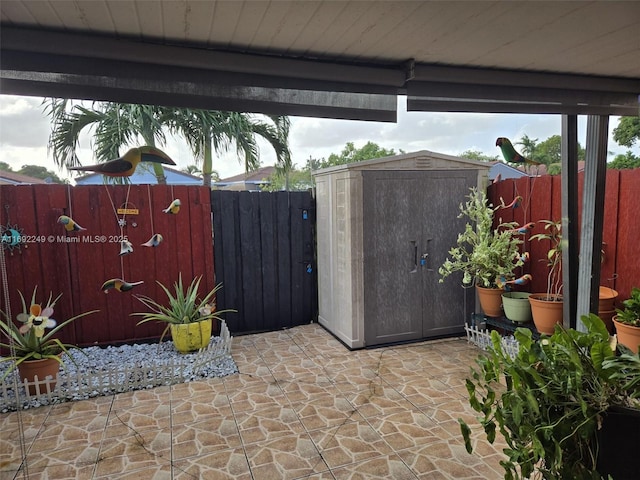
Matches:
[[530, 219, 562, 300], [615, 286, 640, 327], [439, 187, 525, 288], [460, 314, 639, 479], [132, 274, 235, 342], [0, 287, 98, 381]]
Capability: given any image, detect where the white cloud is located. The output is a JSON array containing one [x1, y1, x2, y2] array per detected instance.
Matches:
[[0, 94, 636, 181]]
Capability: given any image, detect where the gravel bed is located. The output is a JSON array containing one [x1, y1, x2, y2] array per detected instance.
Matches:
[[0, 337, 238, 412]]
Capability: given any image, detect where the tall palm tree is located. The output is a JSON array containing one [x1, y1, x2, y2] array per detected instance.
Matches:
[[45, 100, 291, 187], [516, 134, 539, 160], [168, 110, 291, 187], [45, 100, 171, 184]]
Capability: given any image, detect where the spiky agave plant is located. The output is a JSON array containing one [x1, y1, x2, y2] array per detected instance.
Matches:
[[132, 274, 235, 343]]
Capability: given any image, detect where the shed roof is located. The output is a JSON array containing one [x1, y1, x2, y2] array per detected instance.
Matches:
[[313, 150, 492, 177]]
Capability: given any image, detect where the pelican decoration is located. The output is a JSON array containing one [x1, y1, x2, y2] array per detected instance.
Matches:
[[141, 233, 163, 247], [163, 199, 181, 214]]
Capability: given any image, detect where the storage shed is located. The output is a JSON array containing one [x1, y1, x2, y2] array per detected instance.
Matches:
[[313, 151, 491, 349]]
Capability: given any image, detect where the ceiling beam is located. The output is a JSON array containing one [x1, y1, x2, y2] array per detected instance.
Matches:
[[0, 26, 405, 92], [0, 70, 397, 122]]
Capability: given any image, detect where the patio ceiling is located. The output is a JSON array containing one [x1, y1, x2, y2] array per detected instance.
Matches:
[[1, 0, 639, 120]]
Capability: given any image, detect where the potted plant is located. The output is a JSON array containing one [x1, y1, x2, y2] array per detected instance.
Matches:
[[439, 187, 526, 317], [0, 287, 98, 394], [612, 286, 640, 353], [133, 274, 235, 353], [460, 314, 640, 479], [529, 219, 563, 334]]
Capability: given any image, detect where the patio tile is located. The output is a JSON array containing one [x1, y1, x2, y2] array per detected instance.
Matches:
[[290, 395, 362, 431], [104, 404, 171, 438], [344, 385, 416, 419], [279, 373, 340, 403], [99, 428, 171, 460], [18, 442, 100, 473], [33, 418, 106, 446], [235, 404, 305, 445], [330, 453, 418, 480], [95, 465, 171, 479], [94, 450, 170, 478], [172, 416, 242, 460], [11, 462, 95, 480], [226, 380, 289, 413], [244, 432, 330, 480], [0, 324, 511, 480], [367, 409, 440, 451], [172, 447, 252, 480], [309, 420, 393, 470], [171, 396, 231, 424], [392, 378, 461, 407]]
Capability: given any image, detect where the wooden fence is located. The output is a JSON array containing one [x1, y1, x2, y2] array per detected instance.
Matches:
[[0, 184, 214, 347], [211, 190, 317, 334], [487, 169, 640, 302]]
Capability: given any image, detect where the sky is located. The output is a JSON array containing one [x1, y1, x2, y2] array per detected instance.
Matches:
[[0, 94, 636, 182]]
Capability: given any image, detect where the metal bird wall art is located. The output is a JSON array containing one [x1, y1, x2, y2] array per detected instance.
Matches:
[[57, 215, 86, 232], [141, 233, 163, 247], [163, 199, 181, 214], [496, 137, 542, 166], [101, 278, 144, 293], [69, 146, 176, 178]]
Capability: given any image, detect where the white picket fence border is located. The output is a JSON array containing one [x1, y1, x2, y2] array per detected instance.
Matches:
[[1, 321, 233, 411], [464, 323, 520, 359]]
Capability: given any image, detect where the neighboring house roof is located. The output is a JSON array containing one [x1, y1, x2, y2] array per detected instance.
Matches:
[[488, 162, 528, 181], [74, 165, 203, 185], [214, 166, 276, 191], [0, 170, 47, 185]]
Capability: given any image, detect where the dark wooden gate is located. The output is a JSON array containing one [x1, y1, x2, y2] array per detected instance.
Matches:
[[211, 190, 317, 334]]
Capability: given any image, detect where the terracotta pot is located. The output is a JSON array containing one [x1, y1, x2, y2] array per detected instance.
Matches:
[[599, 286, 618, 312], [170, 319, 212, 353], [613, 316, 640, 354], [476, 285, 504, 317], [502, 292, 532, 323], [529, 294, 563, 335], [598, 309, 616, 334], [17, 357, 61, 395]]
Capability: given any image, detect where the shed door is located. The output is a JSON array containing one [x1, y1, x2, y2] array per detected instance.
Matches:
[[363, 170, 475, 347]]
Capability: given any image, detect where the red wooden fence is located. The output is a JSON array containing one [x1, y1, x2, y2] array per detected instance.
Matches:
[[488, 169, 640, 303], [0, 184, 214, 347]]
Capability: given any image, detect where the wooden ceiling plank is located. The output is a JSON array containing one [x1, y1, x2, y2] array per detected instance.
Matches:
[[208, 0, 244, 49], [105, 0, 141, 38]]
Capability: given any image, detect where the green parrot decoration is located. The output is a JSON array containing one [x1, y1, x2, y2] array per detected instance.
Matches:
[[496, 137, 542, 166]]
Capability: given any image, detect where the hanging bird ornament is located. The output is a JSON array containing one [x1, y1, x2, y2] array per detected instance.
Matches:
[[499, 195, 523, 209], [58, 215, 86, 232], [496, 137, 542, 166], [141, 233, 163, 247], [69, 146, 176, 178], [119, 239, 134, 256], [506, 222, 535, 235], [163, 199, 181, 214], [101, 278, 144, 293]]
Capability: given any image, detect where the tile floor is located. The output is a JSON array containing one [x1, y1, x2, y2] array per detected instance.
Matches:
[[1, 323, 507, 479]]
